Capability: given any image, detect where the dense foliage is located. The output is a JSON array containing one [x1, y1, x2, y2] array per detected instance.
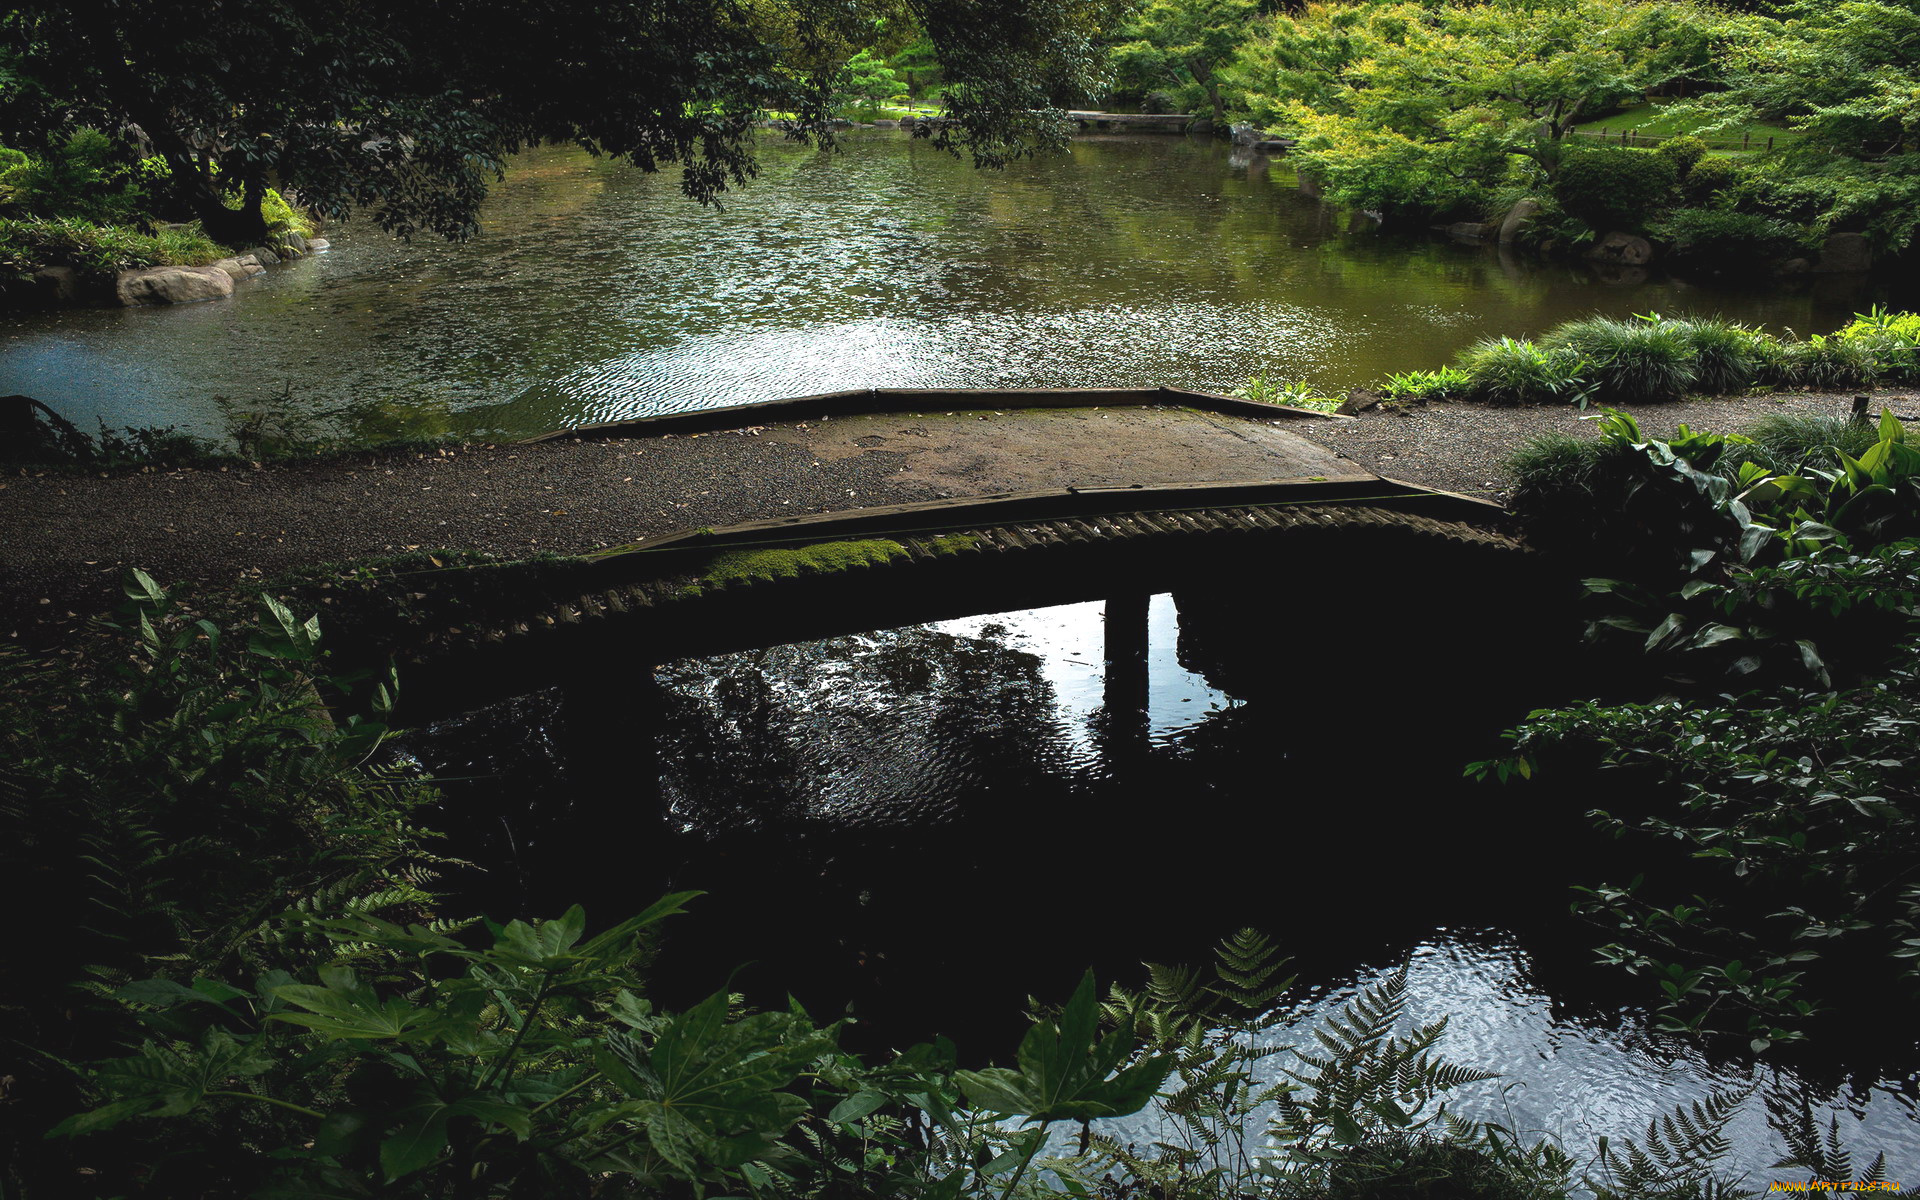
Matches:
[[1198, 0, 1920, 265], [6, 577, 1896, 1194], [0, 0, 1119, 248], [1233, 0, 1737, 219], [1489, 407, 1920, 1046]]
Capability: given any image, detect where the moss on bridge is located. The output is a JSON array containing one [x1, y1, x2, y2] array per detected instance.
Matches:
[[683, 533, 984, 595]]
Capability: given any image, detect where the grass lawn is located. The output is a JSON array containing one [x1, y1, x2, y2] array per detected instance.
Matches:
[[1573, 100, 1801, 153]]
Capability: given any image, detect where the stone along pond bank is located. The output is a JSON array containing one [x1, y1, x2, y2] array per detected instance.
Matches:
[[24, 230, 333, 308]]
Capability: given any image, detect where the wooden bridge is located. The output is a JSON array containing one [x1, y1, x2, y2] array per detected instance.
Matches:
[[387, 387, 1539, 718]]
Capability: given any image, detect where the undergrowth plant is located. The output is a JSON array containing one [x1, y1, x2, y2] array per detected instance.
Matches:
[[1233, 374, 1343, 413], [1486, 408, 1920, 1045]]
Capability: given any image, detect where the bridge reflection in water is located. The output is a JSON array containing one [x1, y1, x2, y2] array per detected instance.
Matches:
[[394, 569, 1920, 1170]]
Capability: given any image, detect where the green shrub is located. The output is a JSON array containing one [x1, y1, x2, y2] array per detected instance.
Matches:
[[1456, 337, 1590, 405], [1551, 144, 1677, 232], [1655, 134, 1709, 179], [1233, 374, 1343, 412], [0, 128, 141, 224], [1680, 154, 1749, 204], [260, 187, 317, 239], [1380, 365, 1471, 404], [1648, 208, 1808, 270], [1540, 314, 1696, 404]]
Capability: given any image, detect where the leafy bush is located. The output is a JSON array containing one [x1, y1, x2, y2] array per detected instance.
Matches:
[[1768, 334, 1879, 390], [1551, 144, 1677, 232], [1381, 365, 1472, 404], [1679, 154, 1748, 204], [260, 187, 317, 240], [1648, 207, 1808, 269], [1744, 411, 1882, 472], [1233, 374, 1342, 412], [0, 128, 141, 224], [1541, 314, 1697, 404], [1654, 134, 1709, 179], [1487, 411, 1920, 1043], [1456, 337, 1590, 405]]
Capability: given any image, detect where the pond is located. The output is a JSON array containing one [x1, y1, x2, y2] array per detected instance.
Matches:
[[5, 132, 1915, 444], [399, 581, 1920, 1177]]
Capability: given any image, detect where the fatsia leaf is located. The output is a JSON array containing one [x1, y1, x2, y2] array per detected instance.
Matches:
[[54, 1029, 276, 1133], [956, 972, 1174, 1122], [379, 1111, 450, 1182], [271, 969, 445, 1042]]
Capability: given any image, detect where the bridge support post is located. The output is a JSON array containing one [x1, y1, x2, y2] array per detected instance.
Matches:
[[1103, 591, 1151, 757], [556, 662, 671, 885]]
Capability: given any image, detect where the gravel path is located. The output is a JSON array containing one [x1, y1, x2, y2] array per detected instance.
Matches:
[[4, 389, 1906, 644]]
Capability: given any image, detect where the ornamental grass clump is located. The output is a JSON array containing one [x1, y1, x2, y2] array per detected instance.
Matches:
[[1540, 314, 1697, 404], [1771, 334, 1878, 390], [1744, 412, 1882, 472], [1682, 317, 1769, 395], [1455, 337, 1589, 405]]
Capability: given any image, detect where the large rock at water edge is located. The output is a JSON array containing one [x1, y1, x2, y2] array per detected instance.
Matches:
[[1498, 198, 1540, 245], [1585, 231, 1654, 266], [305, 237, 329, 252], [1812, 232, 1873, 274], [115, 264, 235, 306], [32, 265, 85, 305], [212, 254, 264, 281]]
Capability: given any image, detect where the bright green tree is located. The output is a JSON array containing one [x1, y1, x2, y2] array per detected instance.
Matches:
[[1109, 0, 1261, 125], [835, 49, 905, 119], [1236, 0, 1747, 217]]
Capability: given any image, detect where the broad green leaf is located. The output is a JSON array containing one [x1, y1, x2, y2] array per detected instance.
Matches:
[[827, 1090, 888, 1124], [380, 1111, 449, 1182]]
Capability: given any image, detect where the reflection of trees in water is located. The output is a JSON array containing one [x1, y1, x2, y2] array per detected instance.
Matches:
[[658, 624, 1076, 832]]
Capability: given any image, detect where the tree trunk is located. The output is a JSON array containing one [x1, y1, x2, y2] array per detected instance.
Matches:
[[168, 157, 269, 247]]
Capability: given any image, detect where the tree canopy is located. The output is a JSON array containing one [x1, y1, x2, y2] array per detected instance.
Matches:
[[1235, 0, 1746, 216], [1108, 0, 1260, 125], [0, 0, 1118, 245]]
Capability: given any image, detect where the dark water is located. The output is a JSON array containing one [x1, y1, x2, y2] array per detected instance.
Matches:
[[4, 134, 1913, 443], [401, 590, 1920, 1176]]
